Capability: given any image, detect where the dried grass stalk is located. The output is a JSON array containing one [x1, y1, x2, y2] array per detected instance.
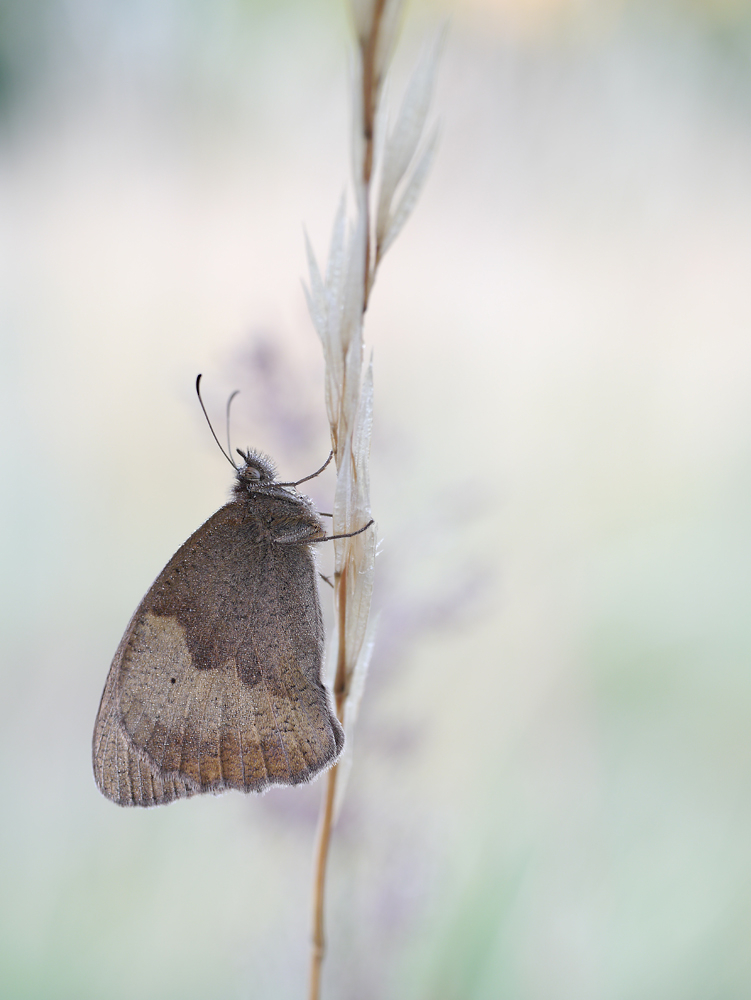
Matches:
[[305, 3, 441, 997]]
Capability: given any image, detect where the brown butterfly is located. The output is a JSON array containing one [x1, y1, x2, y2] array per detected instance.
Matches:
[[93, 378, 371, 807]]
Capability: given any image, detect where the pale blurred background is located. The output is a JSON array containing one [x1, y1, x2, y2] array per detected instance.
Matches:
[[2, 0, 751, 997]]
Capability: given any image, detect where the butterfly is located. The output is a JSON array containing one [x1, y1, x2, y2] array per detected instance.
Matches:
[[93, 378, 371, 807]]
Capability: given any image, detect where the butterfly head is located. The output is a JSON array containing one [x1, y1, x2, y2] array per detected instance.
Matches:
[[235, 449, 277, 491]]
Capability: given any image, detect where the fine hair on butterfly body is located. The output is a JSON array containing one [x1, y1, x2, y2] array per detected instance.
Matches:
[[92, 380, 371, 807]]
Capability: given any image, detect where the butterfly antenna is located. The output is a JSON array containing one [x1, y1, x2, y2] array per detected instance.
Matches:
[[225, 389, 240, 466], [195, 374, 238, 469]]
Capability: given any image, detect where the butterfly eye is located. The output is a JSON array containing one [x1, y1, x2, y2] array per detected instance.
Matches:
[[245, 467, 261, 482]]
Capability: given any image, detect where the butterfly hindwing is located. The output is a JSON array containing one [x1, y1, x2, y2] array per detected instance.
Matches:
[[93, 501, 344, 807]]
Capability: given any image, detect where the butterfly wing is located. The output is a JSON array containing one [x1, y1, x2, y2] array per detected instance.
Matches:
[[93, 503, 343, 807]]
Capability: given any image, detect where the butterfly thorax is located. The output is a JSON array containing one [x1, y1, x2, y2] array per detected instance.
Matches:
[[231, 491, 321, 542]]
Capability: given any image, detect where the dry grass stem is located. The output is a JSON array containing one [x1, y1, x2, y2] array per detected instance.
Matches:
[[304, 3, 440, 997]]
